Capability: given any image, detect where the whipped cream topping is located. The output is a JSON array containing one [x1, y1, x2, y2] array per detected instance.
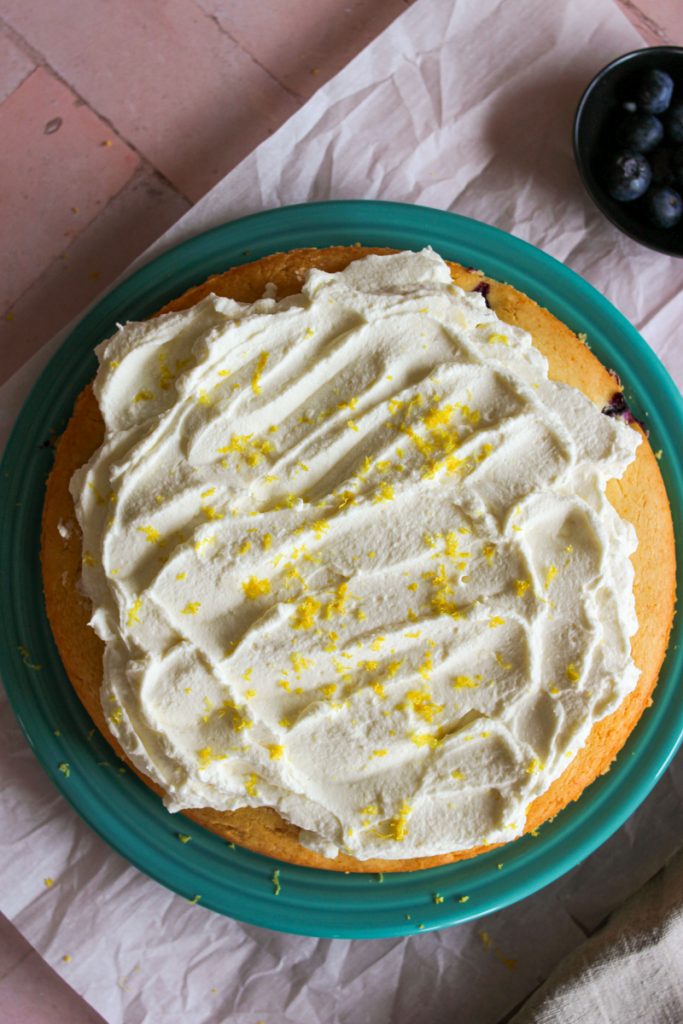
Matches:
[[72, 250, 641, 860]]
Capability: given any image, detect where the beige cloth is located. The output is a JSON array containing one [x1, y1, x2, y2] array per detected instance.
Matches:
[[513, 848, 683, 1024]]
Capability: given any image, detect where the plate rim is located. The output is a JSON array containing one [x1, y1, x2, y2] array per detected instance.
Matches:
[[1, 199, 681, 938]]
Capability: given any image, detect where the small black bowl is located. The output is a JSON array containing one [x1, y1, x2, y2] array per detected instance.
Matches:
[[574, 46, 683, 257]]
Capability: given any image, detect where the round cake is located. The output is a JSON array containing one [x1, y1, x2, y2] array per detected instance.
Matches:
[[41, 245, 676, 872]]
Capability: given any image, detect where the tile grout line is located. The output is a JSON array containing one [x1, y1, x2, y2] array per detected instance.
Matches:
[[0, 14, 196, 206], [197, 5, 305, 103], [0, 944, 32, 984], [615, 0, 673, 42], [0, 23, 39, 99]]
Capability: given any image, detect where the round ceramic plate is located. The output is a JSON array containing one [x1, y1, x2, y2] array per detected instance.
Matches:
[[1, 201, 682, 938]]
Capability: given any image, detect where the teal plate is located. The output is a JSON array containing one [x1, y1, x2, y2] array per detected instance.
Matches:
[[1, 201, 682, 938]]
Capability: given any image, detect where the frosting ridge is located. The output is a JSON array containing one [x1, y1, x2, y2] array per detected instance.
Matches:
[[71, 249, 641, 860]]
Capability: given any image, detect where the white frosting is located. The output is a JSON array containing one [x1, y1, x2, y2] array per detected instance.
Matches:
[[71, 250, 641, 860]]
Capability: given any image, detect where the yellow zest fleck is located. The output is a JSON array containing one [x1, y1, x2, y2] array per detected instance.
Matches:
[[495, 652, 512, 670], [336, 490, 356, 509], [138, 524, 161, 544], [515, 579, 530, 597], [242, 576, 271, 599], [544, 564, 558, 589], [181, 601, 201, 616], [321, 683, 337, 697], [134, 389, 154, 402], [279, 717, 292, 728], [217, 368, 231, 378], [196, 389, 212, 406], [312, 519, 330, 538], [487, 332, 508, 345], [194, 535, 216, 554], [372, 682, 386, 698], [488, 616, 505, 629], [44, 877, 54, 888], [291, 596, 321, 630], [109, 705, 123, 725], [566, 663, 580, 683], [346, 419, 359, 432], [337, 397, 358, 411], [526, 758, 544, 774], [109, 359, 120, 369], [373, 482, 395, 504], [417, 649, 433, 681], [290, 651, 313, 675], [244, 689, 256, 699], [251, 351, 269, 395], [370, 636, 385, 652], [381, 800, 412, 842], [197, 747, 217, 769], [127, 597, 142, 626], [480, 545, 497, 569], [452, 675, 479, 689], [451, 770, 465, 780], [176, 572, 187, 581], [82, 551, 96, 567], [202, 504, 224, 521], [268, 744, 285, 760], [244, 773, 259, 797], [238, 539, 252, 556], [323, 631, 339, 652], [402, 686, 443, 723], [411, 732, 440, 749], [372, 749, 388, 758], [323, 582, 349, 620]]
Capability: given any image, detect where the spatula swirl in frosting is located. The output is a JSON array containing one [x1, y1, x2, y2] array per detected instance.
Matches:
[[71, 249, 640, 860]]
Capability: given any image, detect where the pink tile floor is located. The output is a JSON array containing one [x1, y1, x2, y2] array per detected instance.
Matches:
[[0, 1, 680, 1020]]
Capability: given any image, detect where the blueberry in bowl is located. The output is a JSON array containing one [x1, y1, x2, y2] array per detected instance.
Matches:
[[606, 151, 652, 201], [574, 46, 683, 257]]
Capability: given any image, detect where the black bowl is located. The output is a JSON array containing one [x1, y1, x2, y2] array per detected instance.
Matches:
[[574, 46, 683, 257]]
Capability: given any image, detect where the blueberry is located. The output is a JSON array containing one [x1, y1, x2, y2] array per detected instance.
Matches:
[[636, 69, 674, 114], [615, 112, 663, 153], [643, 185, 683, 228], [605, 151, 652, 201], [664, 101, 683, 145], [672, 146, 683, 188]]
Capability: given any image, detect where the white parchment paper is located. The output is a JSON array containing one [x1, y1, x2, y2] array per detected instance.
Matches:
[[1, 1, 682, 1022]]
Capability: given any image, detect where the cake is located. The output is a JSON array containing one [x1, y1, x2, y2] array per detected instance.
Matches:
[[41, 246, 676, 872]]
